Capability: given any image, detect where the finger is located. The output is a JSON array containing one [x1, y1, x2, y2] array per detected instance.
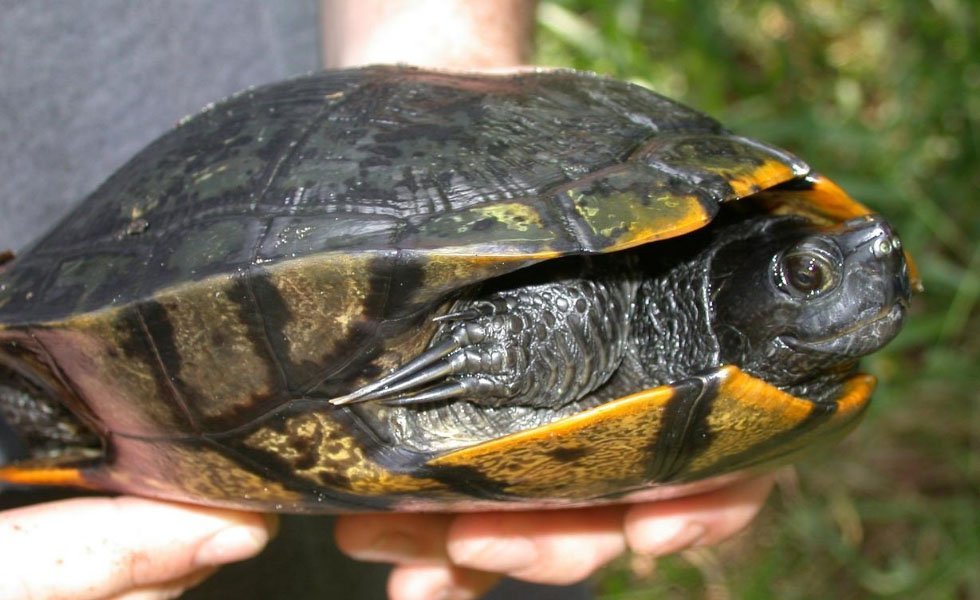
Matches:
[[388, 564, 500, 600], [109, 566, 218, 600], [0, 496, 275, 600], [624, 473, 775, 556], [446, 505, 627, 585], [335, 512, 453, 564]]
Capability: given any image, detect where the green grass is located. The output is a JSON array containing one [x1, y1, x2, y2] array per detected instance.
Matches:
[[535, 1, 979, 597]]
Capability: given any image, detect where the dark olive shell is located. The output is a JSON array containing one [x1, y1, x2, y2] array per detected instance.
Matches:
[[0, 67, 878, 511]]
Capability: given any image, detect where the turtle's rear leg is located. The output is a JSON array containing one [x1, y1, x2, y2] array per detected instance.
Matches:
[[332, 262, 639, 408], [0, 364, 100, 460]]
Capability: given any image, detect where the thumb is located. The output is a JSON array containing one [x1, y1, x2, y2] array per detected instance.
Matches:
[[0, 496, 276, 600]]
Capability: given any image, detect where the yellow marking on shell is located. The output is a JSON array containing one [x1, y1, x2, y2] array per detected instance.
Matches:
[[560, 163, 718, 253], [800, 175, 872, 220], [152, 281, 280, 422], [168, 446, 303, 504], [262, 254, 374, 374], [430, 367, 874, 498], [716, 158, 800, 199], [191, 163, 230, 185], [683, 369, 874, 478], [242, 409, 448, 496], [31, 314, 189, 436], [600, 193, 712, 253], [432, 247, 562, 259], [121, 195, 160, 223], [758, 174, 870, 224], [835, 374, 877, 415], [104, 439, 304, 505], [263, 252, 453, 380], [414, 200, 557, 251], [425, 248, 563, 263], [428, 385, 678, 498], [684, 366, 814, 473], [418, 251, 561, 302], [0, 464, 95, 489], [471, 203, 544, 233]]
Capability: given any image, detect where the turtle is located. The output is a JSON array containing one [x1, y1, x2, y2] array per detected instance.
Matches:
[[0, 66, 915, 512]]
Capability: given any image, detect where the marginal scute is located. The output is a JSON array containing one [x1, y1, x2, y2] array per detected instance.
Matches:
[[428, 384, 677, 498], [236, 407, 448, 497], [757, 174, 870, 224], [0, 464, 94, 488], [259, 254, 378, 389], [633, 134, 808, 200], [562, 166, 715, 253], [721, 158, 805, 199], [681, 369, 874, 478], [148, 276, 284, 426], [29, 313, 194, 436], [103, 439, 304, 506], [427, 367, 873, 499]]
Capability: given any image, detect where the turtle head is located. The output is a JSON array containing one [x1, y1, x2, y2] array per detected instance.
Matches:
[[710, 214, 911, 390]]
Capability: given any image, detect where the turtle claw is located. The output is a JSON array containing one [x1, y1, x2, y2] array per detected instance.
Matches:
[[340, 360, 461, 405], [329, 314, 497, 407], [379, 382, 467, 406], [328, 337, 462, 406]]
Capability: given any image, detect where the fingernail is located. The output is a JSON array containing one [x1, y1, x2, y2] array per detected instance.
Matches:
[[352, 531, 421, 562], [449, 536, 539, 572], [434, 586, 479, 600], [195, 525, 268, 566], [263, 513, 281, 540], [636, 520, 706, 556]]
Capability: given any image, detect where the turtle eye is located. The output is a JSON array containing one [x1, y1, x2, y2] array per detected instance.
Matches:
[[775, 247, 840, 299]]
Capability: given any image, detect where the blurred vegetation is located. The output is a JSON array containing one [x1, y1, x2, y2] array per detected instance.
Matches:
[[536, 1, 978, 598]]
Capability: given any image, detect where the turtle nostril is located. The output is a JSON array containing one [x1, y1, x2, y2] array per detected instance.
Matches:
[[872, 237, 894, 258], [894, 269, 913, 307]]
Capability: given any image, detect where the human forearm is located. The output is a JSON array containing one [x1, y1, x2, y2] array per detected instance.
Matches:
[[320, 0, 536, 69]]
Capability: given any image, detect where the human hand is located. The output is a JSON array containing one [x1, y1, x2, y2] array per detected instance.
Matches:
[[336, 473, 775, 600], [0, 496, 277, 600]]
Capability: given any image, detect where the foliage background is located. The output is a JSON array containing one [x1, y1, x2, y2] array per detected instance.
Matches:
[[536, 1, 978, 598]]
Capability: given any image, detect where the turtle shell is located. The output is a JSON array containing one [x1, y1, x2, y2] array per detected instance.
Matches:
[[0, 66, 886, 511]]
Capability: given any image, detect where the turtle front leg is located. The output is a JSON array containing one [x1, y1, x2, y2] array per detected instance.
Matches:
[[331, 269, 639, 408]]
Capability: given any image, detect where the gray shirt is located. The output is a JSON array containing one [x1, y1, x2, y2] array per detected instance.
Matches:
[[0, 0, 319, 251]]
